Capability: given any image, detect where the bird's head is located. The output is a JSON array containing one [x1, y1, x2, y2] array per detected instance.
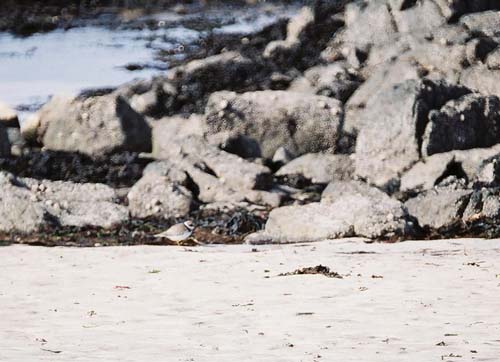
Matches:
[[183, 220, 195, 231]]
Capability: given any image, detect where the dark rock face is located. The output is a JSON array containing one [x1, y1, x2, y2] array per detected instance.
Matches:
[[422, 94, 500, 156], [205, 90, 344, 159]]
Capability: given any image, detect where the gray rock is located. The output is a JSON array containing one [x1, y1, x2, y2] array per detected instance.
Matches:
[[127, 174, 193, 219], [345, 60, 424, 134], [168, 51, 256, 105], [247, 180, 415, 243], [343, 0, 397, 52], [272, 146, 295, 166], [20, 177, 129, 229], [276, 153, 354, 184], [320, 181, 414, 241], [151, 115, 205, 148], [460, 65, 500, 98], [263, 7, 315, 62], [290, 62, 361, 103], [0, 172, 128, 232], [21, 178, 119, 203], [153, 135, 272, 191], [258, 203, 354, 243], [405, 188, 472, 229], [354, 79, 470, 188], [486, 47, 500, 69], [392, 0, 446, 34], [462, 188, 500, 221], [29, 94, 151, 157], [144, 159, 281, 207], [460, 11, 500, 38], [205, 90, 344, 159], [422, 94, 500, 156], [0, 173, 48, 233], [49, 201, 129, 229], [400, 144, 500, 192]]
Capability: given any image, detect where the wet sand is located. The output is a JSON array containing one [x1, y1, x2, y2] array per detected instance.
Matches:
[[0, 238, 499, 361]]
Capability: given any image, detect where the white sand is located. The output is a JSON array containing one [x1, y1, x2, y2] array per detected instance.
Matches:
[[0, 238, 499, 361]]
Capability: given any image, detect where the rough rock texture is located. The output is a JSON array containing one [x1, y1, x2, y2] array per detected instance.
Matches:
[[127, 174, 193, 219], [344, 60, 424, 135], [153, 135, 272, 191], [263, 5, 343, 69], [151, 115, 205, 147], [168, 51, 257, 106], [400, 144, 500, 192], [0, 172, 48, 233], [460, 65, 500, 98], [144, 160, 281, 207], [275, 153, 354, 184], [354, 79, 470, 188], [0, 172, 128, 232], [405, 187, 472, 229], [462, 188, 500, 222], [460, 11, 500, 38], [486, 48, 500, 69], [205, 90, 344, 159], [24, 94, 151, 157], [246, 180, 415, 243], [20, 177, 129, 229], [289, 62, 362, 103], [422, 94, 500, 156]]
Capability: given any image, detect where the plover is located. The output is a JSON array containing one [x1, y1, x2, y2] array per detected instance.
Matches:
[[154, 220, 202, 245]]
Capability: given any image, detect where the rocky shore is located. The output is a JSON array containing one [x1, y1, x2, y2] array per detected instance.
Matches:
[[2, 0, 500, 246]]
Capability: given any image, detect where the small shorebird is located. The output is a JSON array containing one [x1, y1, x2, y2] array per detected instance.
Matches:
[[154, 220, 202, 245]]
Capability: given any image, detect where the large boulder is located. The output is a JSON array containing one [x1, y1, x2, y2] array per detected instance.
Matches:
[[354, 79, 470, 188], [0, 172, 128, 232], [275, 153, 354, 184], [205, 90, 344, 159], [23, 94, 152, 157], [246, 180, 415, 243], [20, 178, 129, 229], [0, 173, 48, 233], [127, 173, 193, 219], [400, 144, 500, 192], [344, 60, 424, 134], [405, 188, 473, 229]]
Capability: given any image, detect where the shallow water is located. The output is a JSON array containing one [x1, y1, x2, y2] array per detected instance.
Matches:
[[0, 4, 296, 116], [0, 26, 198, 111]]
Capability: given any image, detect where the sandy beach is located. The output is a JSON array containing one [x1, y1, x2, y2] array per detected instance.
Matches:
[[1, 238, 499, 361]]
